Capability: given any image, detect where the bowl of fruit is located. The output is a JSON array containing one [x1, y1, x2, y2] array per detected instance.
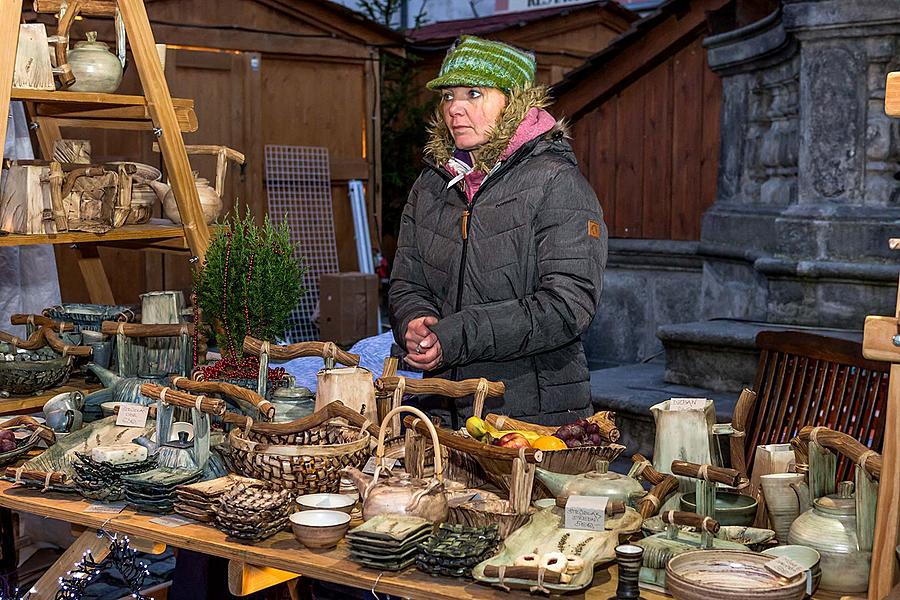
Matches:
[[0, 415, 55, 467]]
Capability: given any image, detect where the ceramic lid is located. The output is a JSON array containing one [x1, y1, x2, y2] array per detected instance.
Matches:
[[814, 493, 856, 516]]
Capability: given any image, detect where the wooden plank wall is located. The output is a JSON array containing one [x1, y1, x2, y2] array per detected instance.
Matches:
[[573, 37, 722, 240]]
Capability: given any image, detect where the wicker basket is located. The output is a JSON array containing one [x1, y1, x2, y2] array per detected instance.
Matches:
[[226, 419, 370, 494]]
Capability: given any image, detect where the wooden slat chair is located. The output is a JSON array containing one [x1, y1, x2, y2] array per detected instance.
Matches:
[[745, 331, 889, 482]]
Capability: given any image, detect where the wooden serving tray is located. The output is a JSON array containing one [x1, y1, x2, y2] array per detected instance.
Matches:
[[472, 505, 642, 593]]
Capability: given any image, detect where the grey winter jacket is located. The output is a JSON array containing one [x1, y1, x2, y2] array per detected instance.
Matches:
[[389, 119, 608, 426]]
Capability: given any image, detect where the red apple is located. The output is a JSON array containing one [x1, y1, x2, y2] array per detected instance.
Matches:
[[497, 433, 531, 449]]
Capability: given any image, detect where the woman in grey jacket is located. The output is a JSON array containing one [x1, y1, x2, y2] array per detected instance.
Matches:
[[389, 35, 608, 426]]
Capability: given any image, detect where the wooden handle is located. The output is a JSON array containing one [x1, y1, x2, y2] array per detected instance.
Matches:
[[638, 476, 679, 518], [379, 357, 398, 380], [380, 407, 442, 481], [0, 415, 57, 445], [10, 315, 73, 332], [671, 461, 742, 487], [101, 321, 195, 338], [589, 411, 620, 443], [242, 336, 359, 366], [152, 143, 245, 164], [43, 328, 91, 357], [219, 400, 380, 438], [170, 376, 274, 421], [797, 425, 882, 480], [4, 468, 67, 486], [661, 510, 720, 533], [729, 388, 757, 479], [483, 565, 564, 584], [139, 384, 226, 416], [555, 497, 626, 516], [61, 167, 108, 199], [631, 453, 666, 485], [377, 376, 505, 398], [48, 162, 68, 232], [52, 0, 84, 87], [403, 415, 542, 464], [0, 328, 46, 350]]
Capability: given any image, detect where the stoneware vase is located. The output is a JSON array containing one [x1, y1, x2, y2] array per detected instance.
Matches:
[[650, 398, 720, 502], [67, 31, 123, 93], [760, 472, 805, 544]]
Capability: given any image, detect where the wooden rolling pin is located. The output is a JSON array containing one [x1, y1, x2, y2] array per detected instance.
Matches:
[[10, 315, 73, 332], [796, 425, 882, 480], [661, 510, 721, 533], [139, 384, 226, 416], [482, 565, 566, 584], [3, 468, 67, 486], [377, 376, 505, 398], [168, 376, 274, 421], [101, 321, 195, 338], [403, 415, 542, 464], [671, 461, 743, 487], [243, 336, 359, 366], [42, 328, 91, 357]]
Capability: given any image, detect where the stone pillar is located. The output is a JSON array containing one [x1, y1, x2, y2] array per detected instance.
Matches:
[[700, 1, 900, 327]]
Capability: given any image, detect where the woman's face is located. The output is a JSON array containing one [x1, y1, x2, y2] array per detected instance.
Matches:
[[440, 87, 507, 150]]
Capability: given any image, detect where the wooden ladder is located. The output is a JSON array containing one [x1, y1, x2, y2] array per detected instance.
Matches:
[[0, 0, 210, 304]]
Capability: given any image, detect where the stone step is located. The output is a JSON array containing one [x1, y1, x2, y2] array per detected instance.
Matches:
[[656, 319, 862, 393], [589, 361, 738, 461]]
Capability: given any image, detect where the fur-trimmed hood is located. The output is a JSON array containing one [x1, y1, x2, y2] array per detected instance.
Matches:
[[424, 86, 568, 173]]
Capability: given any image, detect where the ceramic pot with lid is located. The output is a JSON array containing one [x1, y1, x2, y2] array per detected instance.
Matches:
[[534, 460, 646, 507], [788, 481, 870, 593], [67, 32, 123, 93]]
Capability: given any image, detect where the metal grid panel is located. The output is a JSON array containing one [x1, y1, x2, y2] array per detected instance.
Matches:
[[265, 145, 339, 342]]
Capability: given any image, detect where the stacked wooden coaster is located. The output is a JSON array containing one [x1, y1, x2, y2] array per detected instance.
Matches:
[[213, 481, 294, 542], [174, 474, 258, 523]]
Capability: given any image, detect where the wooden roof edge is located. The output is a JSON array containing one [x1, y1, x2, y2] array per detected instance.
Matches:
[[406, 0, 638, 46], [551, 0, 732, 120]]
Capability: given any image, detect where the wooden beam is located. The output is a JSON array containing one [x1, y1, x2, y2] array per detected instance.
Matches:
[[227, 561, 299, 596], [31, 529, 111, 600], [0, 0, 23, 167], [76, 244, 115, 304], [886, 71, 900, 117], [552, 0, 729, 122], [33, 0, 116, 16]]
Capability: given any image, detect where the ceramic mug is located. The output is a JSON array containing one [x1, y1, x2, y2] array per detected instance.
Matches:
[[760, 472, 805, 544]]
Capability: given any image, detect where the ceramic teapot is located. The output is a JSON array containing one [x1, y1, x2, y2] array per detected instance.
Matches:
[[788, 480, 871, 593], [149, 146, 244, 225], [534, 459, 646, 507], [785, 427, 879, 594], [67, 31, 123, 93], [82, 364, 166, 420], [343, 405, 448, 522]]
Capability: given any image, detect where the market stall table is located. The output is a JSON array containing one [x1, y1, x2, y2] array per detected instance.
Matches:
[[0, 480, 864, 600]]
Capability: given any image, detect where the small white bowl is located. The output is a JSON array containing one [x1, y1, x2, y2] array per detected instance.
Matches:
[[533, 498, 556, 510], [100, 402, 124, 418], [296, 493, 356, 514], [289, 510, 350, 549]]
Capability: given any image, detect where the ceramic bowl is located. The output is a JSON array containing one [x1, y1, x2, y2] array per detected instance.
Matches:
[[667, 550, 807, 600], [680, 492, 758, 526], [532, 498, 556, 510], [290, 510, 350, 549], [100, 402, 123, 418], [762, 545, 821, 595], [296, 493, 356, 514], [716, 526, 777, 551]]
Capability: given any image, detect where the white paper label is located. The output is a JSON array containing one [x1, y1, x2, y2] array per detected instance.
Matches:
[[765, 556, 805, 579], [564, 495, 608, 531], [362, 456, 398, 475], [84, 502, 126, 514], [669, 397, 707, 411], [115, 403, 149, 428], [150, 515, 195, 528]]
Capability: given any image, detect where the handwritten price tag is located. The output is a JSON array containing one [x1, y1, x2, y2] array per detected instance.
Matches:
[[84, 502, 126, 514], [565, 495, 608, 531], [116, 403, 150, 428], [765, 555, 805, 579], [668, 397, 707, 411], [362, 456, 398, 475]]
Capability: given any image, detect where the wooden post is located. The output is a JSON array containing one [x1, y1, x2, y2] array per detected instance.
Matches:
[[227, 560, 299, 596], [31, 529, 111, 600], [0, 0, 23, 167], [117, 0, 210, 261], [76, 244, 115, 304]]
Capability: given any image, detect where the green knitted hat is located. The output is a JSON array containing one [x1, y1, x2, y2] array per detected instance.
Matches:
[[426, 35, 536, 93]]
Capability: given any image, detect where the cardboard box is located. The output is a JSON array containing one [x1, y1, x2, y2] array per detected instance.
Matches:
[[318, 272, 379, 345]]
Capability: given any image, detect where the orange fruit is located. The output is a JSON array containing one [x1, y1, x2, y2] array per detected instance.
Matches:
[[533, 435, 567, 451]]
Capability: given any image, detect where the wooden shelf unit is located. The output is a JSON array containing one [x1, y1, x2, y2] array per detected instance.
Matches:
[[0, 0, 211, 304]]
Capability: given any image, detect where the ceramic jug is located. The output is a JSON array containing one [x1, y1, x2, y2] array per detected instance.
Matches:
[[67, 31, 123, 93], [650, 398, 721, 501], [788, 481, 870, 593]]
